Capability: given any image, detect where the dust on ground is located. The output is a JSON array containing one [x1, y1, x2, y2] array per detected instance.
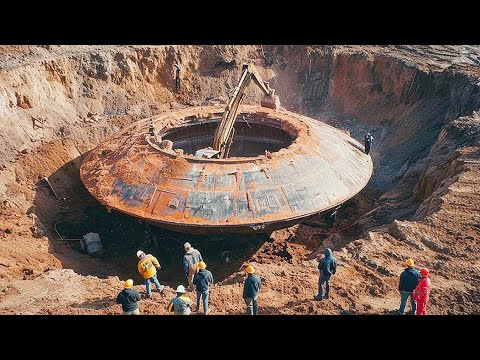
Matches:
[[1, 45, 479, 315]]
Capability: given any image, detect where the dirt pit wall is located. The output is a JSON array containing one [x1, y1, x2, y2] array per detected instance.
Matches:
[[1, 45, 479, 314]]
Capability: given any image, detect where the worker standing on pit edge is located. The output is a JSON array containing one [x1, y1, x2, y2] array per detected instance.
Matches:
[[243, 264, 262, 315], [193, 261, 214, 314], [183, 242, 203, 291], [413, 268, 431, 315], [167, 285, 193, 315], [116, 279, 141, 315], [314, 248, 337, 301], [137, 250, 164, 298], [398, 258, 420, 315], [174, 63, 181, 92], [364, 132, 374, 155]]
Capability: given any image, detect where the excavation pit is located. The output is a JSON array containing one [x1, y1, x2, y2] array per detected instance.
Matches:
[[2, 46, 479, 315]]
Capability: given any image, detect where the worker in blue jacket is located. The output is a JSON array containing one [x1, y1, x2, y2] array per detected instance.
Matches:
[[193, 261, 214, 314], [314, 248, 337, 300], [243, 264, 262, 315]]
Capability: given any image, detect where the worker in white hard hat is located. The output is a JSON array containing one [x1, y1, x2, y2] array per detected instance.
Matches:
[[182, 242, 203, 291], [167, 284, 193, 315], [136, 250, 164, 298], [364, 132, 374, 155]]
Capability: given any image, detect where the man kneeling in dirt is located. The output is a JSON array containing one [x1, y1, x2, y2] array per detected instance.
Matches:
[[116, 279, 141, 315], [314, 248, 337, 300]]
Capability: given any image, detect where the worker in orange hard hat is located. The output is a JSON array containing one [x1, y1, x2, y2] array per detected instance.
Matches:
[[398, 258, 420, 315], [413, 268, 431, 315], [193, 261, 214, 314], [243, 264, 262, 315], [116, 279, 141, 315]]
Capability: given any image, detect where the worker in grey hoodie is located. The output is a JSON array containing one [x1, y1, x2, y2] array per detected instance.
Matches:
[[183, 242, 203, 291], [314, 248, 337, 300]]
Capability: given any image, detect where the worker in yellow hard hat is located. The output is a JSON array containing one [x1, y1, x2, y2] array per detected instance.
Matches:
[[193, 261, 214, 314], [243, 264, 262, 315], [116, 279, 141, 315], [398, 258, 420, 315]]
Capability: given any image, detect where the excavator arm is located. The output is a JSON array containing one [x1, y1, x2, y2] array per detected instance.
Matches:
[[212, 63, 280, 158]]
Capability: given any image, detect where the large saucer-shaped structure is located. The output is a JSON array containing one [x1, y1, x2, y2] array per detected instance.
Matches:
[[80, 105, 373, 234]]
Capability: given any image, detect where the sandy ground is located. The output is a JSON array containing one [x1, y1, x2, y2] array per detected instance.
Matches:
[[0, 45, 479, 315]]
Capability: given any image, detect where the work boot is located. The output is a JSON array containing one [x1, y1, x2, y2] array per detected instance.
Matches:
[[158, 285, 165, 293], [325, 295, 330, 300], [314, 295, 323, 301]]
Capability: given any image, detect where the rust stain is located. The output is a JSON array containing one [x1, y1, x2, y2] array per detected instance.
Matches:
[[146, 186, 157, 208], [246, 190, 255, 216]]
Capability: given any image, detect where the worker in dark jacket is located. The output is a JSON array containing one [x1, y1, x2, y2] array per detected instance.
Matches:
[[243, 264, 262, 315], [364, 133, 374, 155], [314, 248, 337, 300], [193, 261, 214, 314], [398, 258, 421, 315], [116, 279, 141, 315]]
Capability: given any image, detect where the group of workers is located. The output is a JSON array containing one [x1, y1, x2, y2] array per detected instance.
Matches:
[[116, 241, 262, 315], [116, 241, 432, 315]]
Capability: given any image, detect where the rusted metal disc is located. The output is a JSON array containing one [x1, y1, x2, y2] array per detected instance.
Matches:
[[80, 105, 373, 234]]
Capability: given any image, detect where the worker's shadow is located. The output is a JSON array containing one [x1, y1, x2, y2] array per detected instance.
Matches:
[[71, 297, 113, 310], [347, 138, 365, 153]]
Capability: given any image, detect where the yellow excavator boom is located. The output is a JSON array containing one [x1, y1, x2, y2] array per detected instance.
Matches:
[[212, 63, 280, 158]]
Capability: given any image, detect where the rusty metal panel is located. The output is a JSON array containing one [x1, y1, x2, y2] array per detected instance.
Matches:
[[248, 188, 289, 217], [111, 179, 154, 207], [186, 191, 234, 221]]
